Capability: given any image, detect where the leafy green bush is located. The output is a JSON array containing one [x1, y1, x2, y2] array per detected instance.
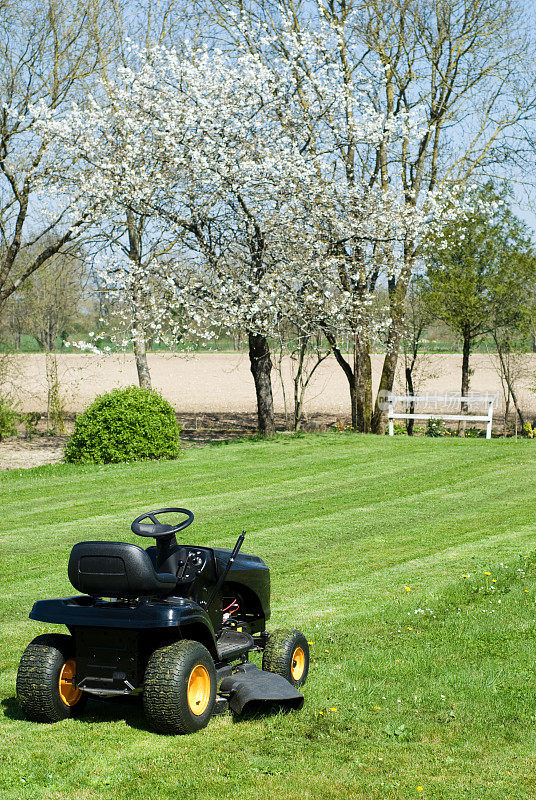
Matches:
[[23, 411, 41, 439], [464, 425, 485, 438], [65, 387, 181, 464], [0, 396, 17, 440], [425, 417, 445, 437]]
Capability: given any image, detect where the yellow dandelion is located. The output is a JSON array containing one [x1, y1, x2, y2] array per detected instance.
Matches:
[[484, 571, 491, 576], [417, 788, 424, 793], [462, 574, 469, 578], [373, 706, 382, 710], [404, 586, 411, 591], [330, 707, 337, 712]]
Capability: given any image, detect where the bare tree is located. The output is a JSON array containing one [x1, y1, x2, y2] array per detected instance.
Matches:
[[399, 283, 434, 435], [0, 1, 114, 312], [7, 238, 86, 351], [272, 323, 330, 430]]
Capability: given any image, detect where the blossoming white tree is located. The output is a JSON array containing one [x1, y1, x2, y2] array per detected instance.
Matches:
[[40, 40, 465, 431], [39, 47, 302, 432], [197, 0, 533, 430]]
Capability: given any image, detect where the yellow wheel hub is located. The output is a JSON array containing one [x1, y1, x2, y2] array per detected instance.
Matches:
[[187, 664, 211, 716], [291, 646, 305, 681], [58, 659, 82, 706]]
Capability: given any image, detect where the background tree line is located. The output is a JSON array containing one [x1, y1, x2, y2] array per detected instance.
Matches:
[[1, 0, 535, 436]]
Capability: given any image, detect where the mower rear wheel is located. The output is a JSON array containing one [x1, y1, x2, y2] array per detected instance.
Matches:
[[262, 629, 309, 688], [16, 633, 87, 722], [143, 640, 216, 734]]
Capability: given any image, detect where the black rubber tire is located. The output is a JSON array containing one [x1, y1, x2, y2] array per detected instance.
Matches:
[[16, 633, 87, 722], [262, 628, 309, 688], [143, 640, 216, 735]]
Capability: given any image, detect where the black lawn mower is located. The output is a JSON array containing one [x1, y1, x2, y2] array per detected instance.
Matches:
[[16, 507, 309, 734]]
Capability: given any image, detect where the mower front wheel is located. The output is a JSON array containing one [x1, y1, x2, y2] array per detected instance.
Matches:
[[16, 633, 87, 722], [143, 640, 216, 734], [262, 628, 309, 688]]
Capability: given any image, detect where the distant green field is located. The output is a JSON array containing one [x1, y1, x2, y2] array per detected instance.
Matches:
[[1, 434, 536, 799], [1, 331, 534, 354]]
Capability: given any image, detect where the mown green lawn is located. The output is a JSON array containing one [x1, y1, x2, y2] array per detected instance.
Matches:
[[2, 433, 536, 800]]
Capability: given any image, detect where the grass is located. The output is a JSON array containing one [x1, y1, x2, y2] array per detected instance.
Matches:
[[1, 433, 536, 799]]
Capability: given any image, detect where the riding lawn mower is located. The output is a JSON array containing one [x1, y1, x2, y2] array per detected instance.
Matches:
[[16, 507, 309, 734]]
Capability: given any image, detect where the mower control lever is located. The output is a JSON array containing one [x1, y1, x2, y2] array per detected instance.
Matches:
[[131, 507, 195, 539], [204, 532, 246, 610]]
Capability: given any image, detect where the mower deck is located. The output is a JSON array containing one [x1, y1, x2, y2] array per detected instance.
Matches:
[[219, 663, 305, 715]]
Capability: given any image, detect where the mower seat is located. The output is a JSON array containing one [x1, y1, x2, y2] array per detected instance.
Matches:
[[68, 541, 177, 598]]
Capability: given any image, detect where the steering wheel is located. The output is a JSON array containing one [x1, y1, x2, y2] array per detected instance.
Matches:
[[131, 507, 194, 539]]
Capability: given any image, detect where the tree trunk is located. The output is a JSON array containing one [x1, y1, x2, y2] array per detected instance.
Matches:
[[293, 340, 307, 431], [133, 322, 152, 390], [460, 332, 471, 402], [406, 366, 415, 435], [503, 392, 510, 437], [292, 341, 329, 431], [371, 258, 413, 434], [371, 286, 409, 434], [248, 331, 275, 436], [331, 341, 358, 428], [458, 329, 471, 436], [371, 333, 403, 434], [126, 210, 152, 391], [327, 333, 374, 432], [355, 335, 372, 432], [496, 345, 525, 429]]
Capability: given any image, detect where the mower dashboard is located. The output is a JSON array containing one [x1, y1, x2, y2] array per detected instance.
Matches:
[[145, 544, 215, 585], [177, 548, 210, 582]]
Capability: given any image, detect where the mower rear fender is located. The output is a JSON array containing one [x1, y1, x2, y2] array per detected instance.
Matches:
[[29, 596, 217, 655]]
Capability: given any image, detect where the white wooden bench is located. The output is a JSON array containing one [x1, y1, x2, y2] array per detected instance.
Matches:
[[386, 394, 494, 438]]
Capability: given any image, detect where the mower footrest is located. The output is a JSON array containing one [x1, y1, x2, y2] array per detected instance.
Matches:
[[219, 664, 304, 715], [216, 629, 254, 661]]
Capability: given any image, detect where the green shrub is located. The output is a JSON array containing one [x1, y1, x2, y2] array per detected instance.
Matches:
[[23, 411, 41, 439], [0, 396, 17, 440], [65, 386, 181, 464], [425, 417, 445, 437]]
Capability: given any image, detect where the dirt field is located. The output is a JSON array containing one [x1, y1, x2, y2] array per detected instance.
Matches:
[[2, 351, 536, 470], [4, 351, 536, 416]]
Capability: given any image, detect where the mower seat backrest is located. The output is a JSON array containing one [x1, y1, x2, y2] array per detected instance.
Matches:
[[68, 541, 177, 598]]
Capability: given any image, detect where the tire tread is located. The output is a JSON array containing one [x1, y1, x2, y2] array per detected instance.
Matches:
[[143, 640, 216, 735], [16, 633, 86, 722], [262, 628, 309, 687]]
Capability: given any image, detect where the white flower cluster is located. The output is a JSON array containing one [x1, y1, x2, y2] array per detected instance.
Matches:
[[36, 29, 466, 348]]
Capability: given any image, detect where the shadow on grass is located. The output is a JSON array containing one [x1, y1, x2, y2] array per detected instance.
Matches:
[[2, 697, 25, 721], [82, 696, 152, 732], [2, 694, 151, 731], [231, 702, 299, 723], [3, 693, 295, 733]]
